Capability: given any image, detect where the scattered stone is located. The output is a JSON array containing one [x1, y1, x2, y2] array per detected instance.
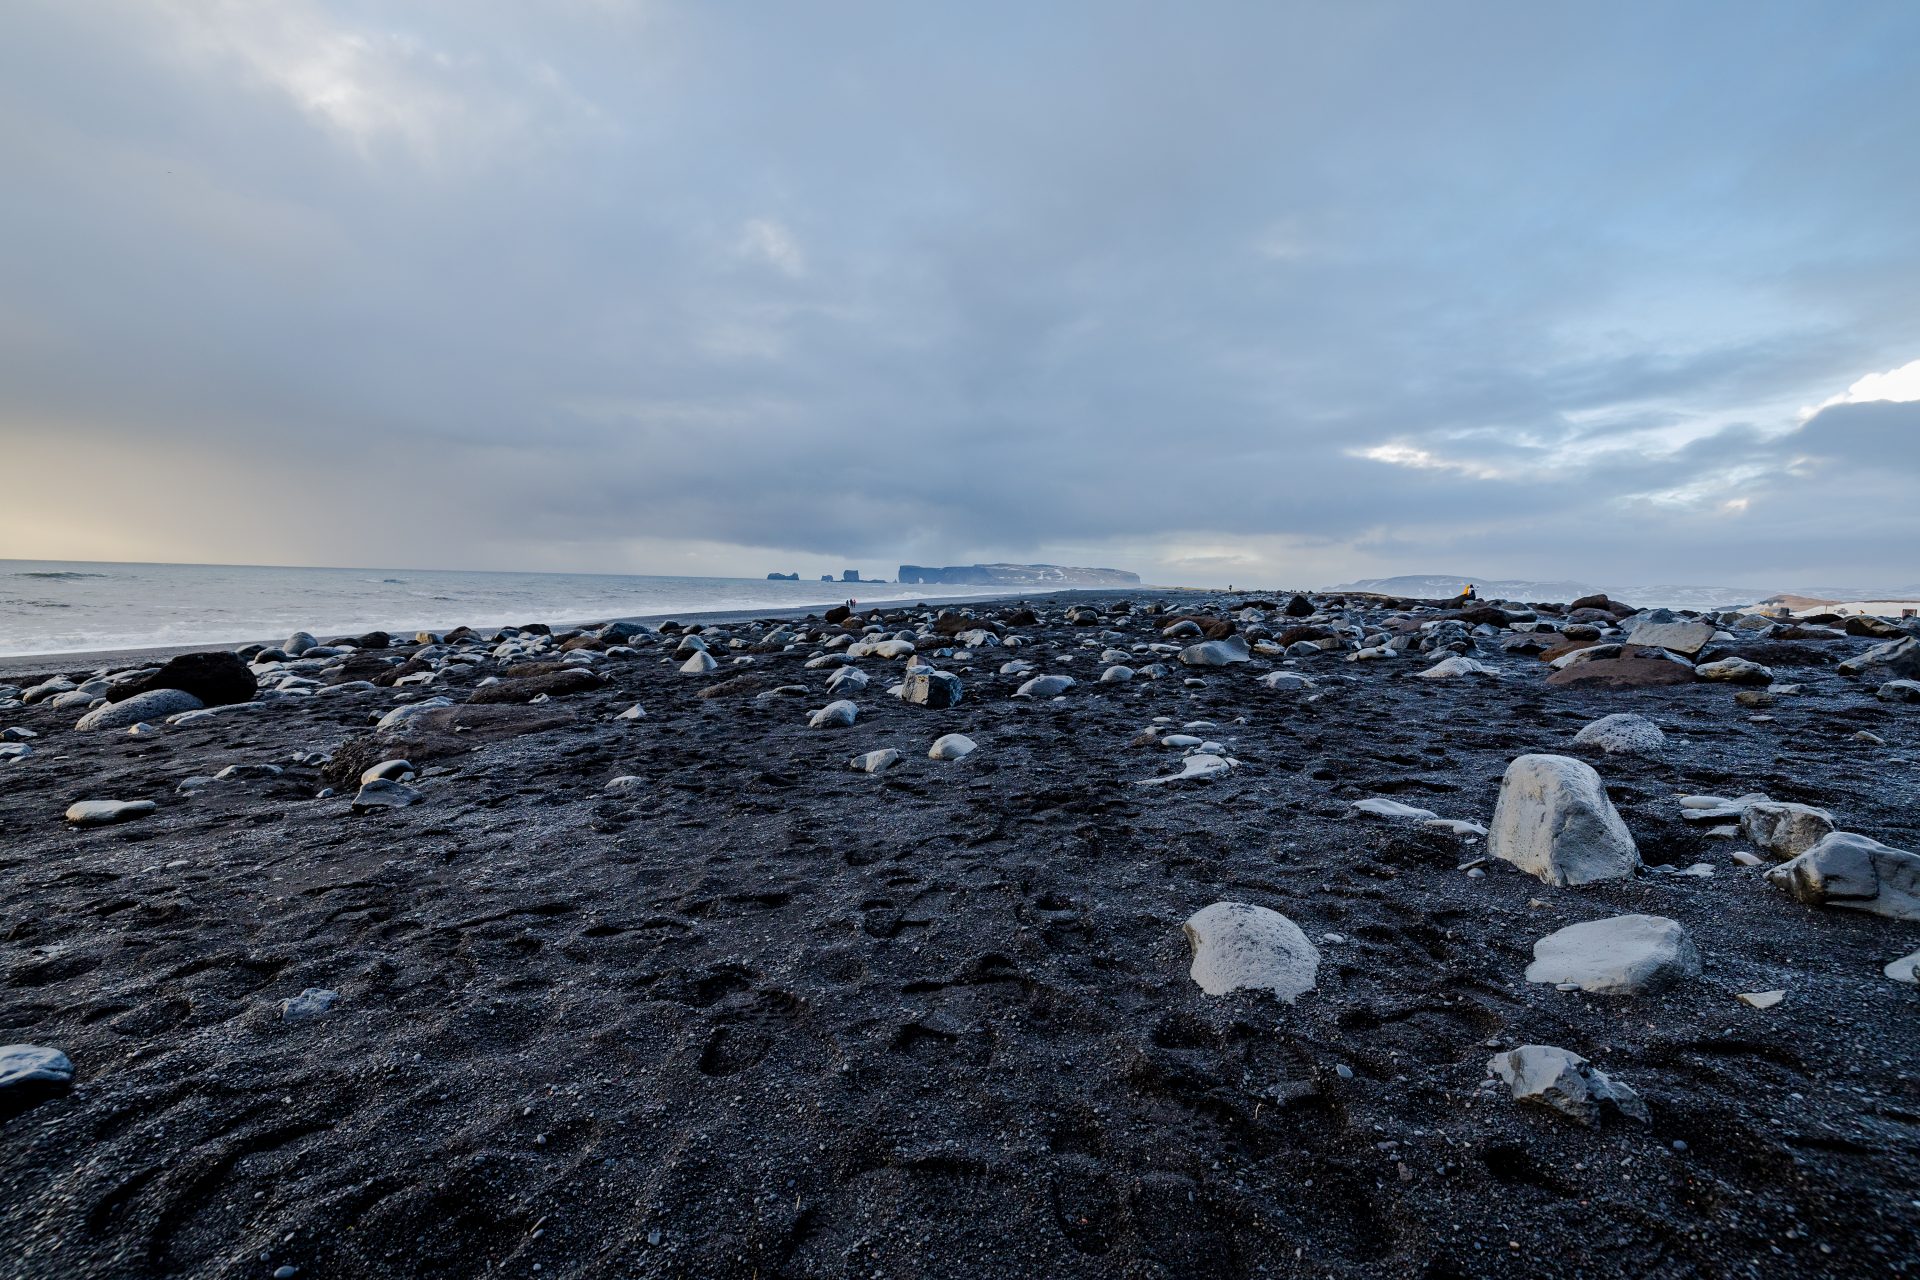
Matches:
[[1351, 797, 1440, 821], [1183, 902, 1319, 1002], [359, 759, 415, 785], [1838, 636, 1920, 681], [1099, 665, 1135, 683], [1015, 674, 1076, 698], [1138, 754, 1234, 786], [929, 733, 977, 761], [1488, 754, 1639, 886], [826, 666, 870, 695], [75, 687, 203, 731], [1524, 914, 1700, 994], [105, 650, 257, 707], [1415, 656, 1497, 679], [1737, 990, 1786, 1009], [1878, 679, 1920, 704], [902, 669, 963, 708], [679, 650, 720, 674], [1178, 637, 1251, 667], [0, 1044, 75, 1107], [1488, 1045, 1648, 1125], [351, 778, 421, 813], [65, 799, 156, 827], [1764, 831, 1920, 921], [1740, 801, 1836, 860], [1628, 618, 1716, 657], [279, 988, 339, 1021], [1572, 712, 1666, 756], [1885, 950, 1920, 985], [807, 700, 858, 728], [616, 703, 647, 720], [850, 748, 902, 773], [1697, 656, 1774, 684], [605, 776, 644, 794]]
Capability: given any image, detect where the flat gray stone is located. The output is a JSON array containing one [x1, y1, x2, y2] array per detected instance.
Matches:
[[1629, 619, 1716, 657], [929, 733, 977, 760], [350, 778, 421, 812], [1524, 914, 1700, 994]]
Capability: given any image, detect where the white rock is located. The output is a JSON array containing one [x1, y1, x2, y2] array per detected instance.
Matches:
[[616, 703, 647, 720], [1099, 665, 1135, 683], [826, 666, 870, 695], [375, 697, 453, 732], [1488, 1045, 1648, 1125], [679, 650, 719, 674], [76, 687, 205, 731], [1764, 831, 1920, 922], [1015, 675, 1076, 698], [1572, 712, 1666, 756], [1697, 656, 1774, 683], [65, 799, 156, 827], [1138, 753, 1233, 786], [1737, 990, 1786, 1009], [351, 778, 420, 812], [1178, 637, 1251, 667], [849, 748, 902, 773], [1415, 656, 1497, 679], [929, 733, 977, 761], [1351, 797, 1440, 821], [1183, 902, 1319, 1002], [0, 1044, 75, 1092], [1488, 754, 1639, 887], [807, 700, 858, 728], [1884, 950, 1920, 985], [1739, 801, 1835, 860], [605, 776, 644, 794], [280, 988, 339, 1021], [1258, 672, 1313, 691], [1524, 914, 1700, 994]]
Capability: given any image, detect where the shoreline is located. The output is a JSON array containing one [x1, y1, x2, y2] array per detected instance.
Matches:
[[0, 586, 1174, 679]]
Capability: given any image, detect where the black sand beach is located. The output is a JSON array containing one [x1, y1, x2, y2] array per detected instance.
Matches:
[[2, 590, 1916, 1278]]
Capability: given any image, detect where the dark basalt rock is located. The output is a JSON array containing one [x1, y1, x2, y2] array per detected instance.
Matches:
[[464, 668, 605, 704], [105, 650, 256, 707]]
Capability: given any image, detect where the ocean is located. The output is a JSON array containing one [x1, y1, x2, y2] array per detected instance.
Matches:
[[0, 560, 1019, 657]]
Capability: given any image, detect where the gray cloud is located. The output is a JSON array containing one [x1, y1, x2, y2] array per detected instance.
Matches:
[[1, 1, 1918, 588]]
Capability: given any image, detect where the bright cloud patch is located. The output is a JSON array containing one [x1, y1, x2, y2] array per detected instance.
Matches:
[[1350, 443, 1506, 481], [1800, 357, 1920, 420]]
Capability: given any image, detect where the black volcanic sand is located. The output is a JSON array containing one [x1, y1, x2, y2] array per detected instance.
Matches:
[[1, 593, 1916, 1279]]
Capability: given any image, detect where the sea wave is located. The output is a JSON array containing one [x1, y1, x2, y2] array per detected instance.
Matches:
[[12, 570, 110, 580]]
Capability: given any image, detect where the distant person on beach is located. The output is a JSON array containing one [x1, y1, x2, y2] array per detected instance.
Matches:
[[1460, 583, 1477, 600]]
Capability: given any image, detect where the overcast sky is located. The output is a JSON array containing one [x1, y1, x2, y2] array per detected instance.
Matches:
[[2, 2, 1917, 590]]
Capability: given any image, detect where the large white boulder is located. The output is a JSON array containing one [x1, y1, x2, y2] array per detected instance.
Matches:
[[1524, 914, 1700, 994], [1183, 902, 1319, 1002], [1765, 831, 1920, 922], [1488, 754, 1639, 886]]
